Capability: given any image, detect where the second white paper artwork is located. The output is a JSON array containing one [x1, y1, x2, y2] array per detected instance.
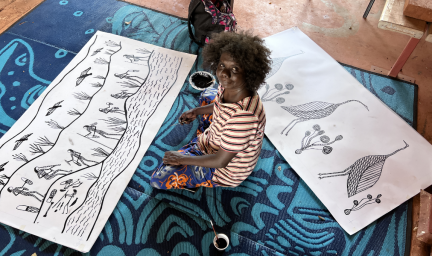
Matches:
[[0, 31, 196, 252], [261, 28, 432, 235]]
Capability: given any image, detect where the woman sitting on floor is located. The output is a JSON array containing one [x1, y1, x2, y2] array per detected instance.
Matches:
[[150, 31, 271, 190]]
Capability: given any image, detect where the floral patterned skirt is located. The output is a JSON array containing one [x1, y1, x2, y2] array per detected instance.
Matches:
[[150, 87, 218, 190]]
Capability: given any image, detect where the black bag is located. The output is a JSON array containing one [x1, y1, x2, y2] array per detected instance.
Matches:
[[188, 0, 236, 46]]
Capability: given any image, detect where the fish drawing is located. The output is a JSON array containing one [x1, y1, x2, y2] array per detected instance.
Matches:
[[91, 48, 103, 56], [46, 100, 64, 116], [0, 162, 8, 172], [13, 133, 33, 150], [76, 67, 92, 86], [319, 141, 409, 197], [281, 100, 369, 136], [111, 90, 133, 99]]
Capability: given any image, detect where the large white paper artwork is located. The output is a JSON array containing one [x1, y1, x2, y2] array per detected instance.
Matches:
[[0, 31, 196, 252], [261, 28, 432, 235]]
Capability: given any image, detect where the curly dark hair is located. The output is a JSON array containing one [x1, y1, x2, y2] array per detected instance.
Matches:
[[202, 31, 272, 93]]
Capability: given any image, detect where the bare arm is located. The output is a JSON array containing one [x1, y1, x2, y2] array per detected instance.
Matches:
[[163, 148, 236, 168], [179, 104, 214, 124]]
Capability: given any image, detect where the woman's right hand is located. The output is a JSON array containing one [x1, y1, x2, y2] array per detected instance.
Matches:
[[179, 109, 197, 124]]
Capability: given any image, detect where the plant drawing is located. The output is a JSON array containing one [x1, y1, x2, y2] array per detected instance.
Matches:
[[344, 194, 382, 215], [261, 83, 294, 104], [281, 100, 369, 136], [295, 124, 342, 155], [319, 141, 409, 197]]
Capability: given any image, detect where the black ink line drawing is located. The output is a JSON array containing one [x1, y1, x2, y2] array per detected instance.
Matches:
[[114, 70, 139, 79], [46, 101, 64, 116], [70, 198, 78, 207], [46, 119, 65, 130], [92, 147, 110, 158], [61, 52, 182, 240], [73, 91, 92, 101], [110, 126, 126, 133], [0, 35, 98, 164], [91, 82, 103, 88], [35, 136, 54, 147], [60, 179, 82, 191], [123, 54, 148, 63], [67, 108, 82, 116], [12, 153, 29, 163], [65, 149, 98, 167], [345, 194, 382, 215], [47, 189, 57, 203], [261, 83, 294, 104], [98, 103, 125, 115], [34, 165, 72, 180], [60, 180, 73, 191], [7, 177, 43, 202], [111, 90, 133, 99], [267, 50, 304, 80], [53, 189, 78, 214], [83, 122, 122, 139], [281, 100, 369, 136], [119, 80, 142, 88], [44, 189, 58, 217], [77, 133, 113, 150], [295, 124, 343, 155], [137, 48, 151, 54], [43, 202, 53, 217], [319, 141, 409, 197], [94, 75, 105, 80], [17, 205, 39, 213], [91, 48, 103, 56], [13, 133, 33, 150], [101, 117, 127, 133], [0, 162, 8, 172], [82, 172, 98, 180], [105, 49, 116, 55], [76, 67, 92, 86], [105, 40, 120, 47], [94, 57, 109, 65], [0, 176, 8, 186], [0, 36, 108, 208], [115, 72, 144, 88], [29, 143, 45, 154]]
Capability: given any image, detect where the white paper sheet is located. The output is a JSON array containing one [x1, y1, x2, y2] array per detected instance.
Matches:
[[0, 31, 196, 252], [261, 28, 432, 235]]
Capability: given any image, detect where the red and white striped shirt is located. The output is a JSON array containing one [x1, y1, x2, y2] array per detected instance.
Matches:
[[197, 85, 266, 187]]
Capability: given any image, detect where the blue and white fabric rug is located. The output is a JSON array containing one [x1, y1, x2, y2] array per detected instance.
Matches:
[[0, 0, 417, 255]]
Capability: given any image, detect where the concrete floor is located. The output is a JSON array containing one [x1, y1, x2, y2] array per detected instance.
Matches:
[[1, 0, 431, 254]]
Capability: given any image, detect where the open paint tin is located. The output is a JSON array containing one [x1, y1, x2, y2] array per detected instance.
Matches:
[[189, 71, 216, 91], [213, 233, 229, 251]]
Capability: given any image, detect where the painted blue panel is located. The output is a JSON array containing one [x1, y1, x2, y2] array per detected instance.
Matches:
[[7, 0, 129, 53]]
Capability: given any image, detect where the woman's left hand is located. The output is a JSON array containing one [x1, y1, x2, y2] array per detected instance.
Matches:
[[163, 151, 184, 165]]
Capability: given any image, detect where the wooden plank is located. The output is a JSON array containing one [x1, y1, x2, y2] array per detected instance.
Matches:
[[0, 0, 46, 34], [378, 0, 426, 39], [404, 0, 432, 22], [388, 37, 421, 77], [370, 65, 416, 83]]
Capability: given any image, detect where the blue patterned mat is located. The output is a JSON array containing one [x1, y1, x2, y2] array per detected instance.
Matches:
[[0, 1, 417, 255]]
